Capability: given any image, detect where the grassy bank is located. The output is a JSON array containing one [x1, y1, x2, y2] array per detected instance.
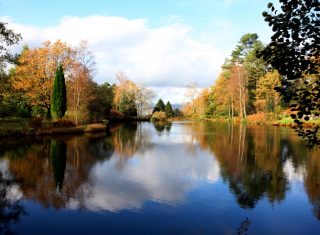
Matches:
[[245, 113, 320, 128], [200, 113, 320, 128], [0, 118, 108, 138]]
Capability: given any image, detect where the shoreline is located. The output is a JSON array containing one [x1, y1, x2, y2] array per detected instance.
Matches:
[[186, 116, 319, 129], [1, 116, 318, 138], [0, 123, 108, 138], [0, 117, 152, 138]]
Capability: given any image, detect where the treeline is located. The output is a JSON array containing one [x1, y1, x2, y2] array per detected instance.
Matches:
[[182, 33, 288, 121], [151, 99, 183, 121], [0, 37, 155, 124]]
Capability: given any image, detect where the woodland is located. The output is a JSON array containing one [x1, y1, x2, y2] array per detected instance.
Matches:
[[0, 1, 319, 146]]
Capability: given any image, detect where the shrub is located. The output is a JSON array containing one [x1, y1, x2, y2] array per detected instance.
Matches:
[[51, 119, 75, 128], [151, 111, 167, 121], [28, 117, 43, 130], [32, 106, 47, 117], [109, 109, 125, 120]]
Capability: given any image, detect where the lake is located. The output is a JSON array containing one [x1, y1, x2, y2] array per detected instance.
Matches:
[[0, 121, 320, 235]]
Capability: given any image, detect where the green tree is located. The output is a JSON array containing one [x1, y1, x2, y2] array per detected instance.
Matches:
[[51, 65, 67, 119], [174, 108, 183, 117], [165, 101, 174, 117], [153, 99, 165, 113], [260, 1, 320, 146], [119, 93, 137, 117], [231, 33, 266, 114], [88, 82, 114, 121], [0, 22, 25, 117]]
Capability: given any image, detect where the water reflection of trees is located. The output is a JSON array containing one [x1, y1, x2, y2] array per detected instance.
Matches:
[[0, 122, 152, 210], [50, 140, 67, 191], [110, 123, 153, 156], [152, 121, 172, 133], [0, 122, 319, 219], [0, 135, 114, 210], [186, 122, 320, 211], [304, 153, 320, 219]]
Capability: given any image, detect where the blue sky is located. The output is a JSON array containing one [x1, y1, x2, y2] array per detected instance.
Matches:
[[2, 0, 273, 38], [2, 0, 277, 103]]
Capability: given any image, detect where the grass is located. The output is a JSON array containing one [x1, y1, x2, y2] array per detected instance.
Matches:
[[277, 116, 295, 125], [0, 119, 33, 137], [0, 118, 107, 137], [200, 112, 320, 128]]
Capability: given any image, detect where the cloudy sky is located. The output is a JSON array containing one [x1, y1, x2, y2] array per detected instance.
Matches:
[[2, 0, 276, 103]]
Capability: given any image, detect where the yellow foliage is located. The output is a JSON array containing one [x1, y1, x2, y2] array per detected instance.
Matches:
[[255, 70, 281, 112], [113, 72, 139, 109]]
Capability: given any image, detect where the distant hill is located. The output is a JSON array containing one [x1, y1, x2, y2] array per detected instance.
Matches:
[[171, 104, 183, 110]]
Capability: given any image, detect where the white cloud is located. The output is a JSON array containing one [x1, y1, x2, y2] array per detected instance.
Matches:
[[5, 15, 225, 90], [150, 86, 204, 104], [76, 145, 220, 212]]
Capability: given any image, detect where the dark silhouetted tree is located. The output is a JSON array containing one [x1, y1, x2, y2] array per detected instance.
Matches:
[[260, 1, 320, 147], [0, 21, 22, 63]]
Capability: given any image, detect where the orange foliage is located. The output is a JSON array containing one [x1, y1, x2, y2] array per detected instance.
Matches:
[[13, 40, 75, 114]]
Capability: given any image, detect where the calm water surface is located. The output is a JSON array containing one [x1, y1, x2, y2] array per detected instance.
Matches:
[[0, 121, 320, 235]]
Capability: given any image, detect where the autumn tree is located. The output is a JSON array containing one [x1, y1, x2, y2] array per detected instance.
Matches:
[[209, 69, 238, 118], [51, 65, 67, 119], [255, 70, 281, 113], [184, 88, 211, 118], [231, 33, 266, 113], [13, 40, 75, 117], [195, 89, 211, 117], [260, 0, 320, 146], [181, 102, 193, 117], [113, 72, 154, 118], [67, 41, 96, 124], [230, 65, 248, 119]]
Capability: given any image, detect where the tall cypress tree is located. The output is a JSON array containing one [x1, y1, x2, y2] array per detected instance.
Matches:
[[51, 64, 67, 119]]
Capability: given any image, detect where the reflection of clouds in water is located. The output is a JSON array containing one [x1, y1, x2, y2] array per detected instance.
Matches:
[[0, 159, 11, 178], [0, 160, 23, 201], [70, 145, 220, 212], [283, 159, 305, 182]]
